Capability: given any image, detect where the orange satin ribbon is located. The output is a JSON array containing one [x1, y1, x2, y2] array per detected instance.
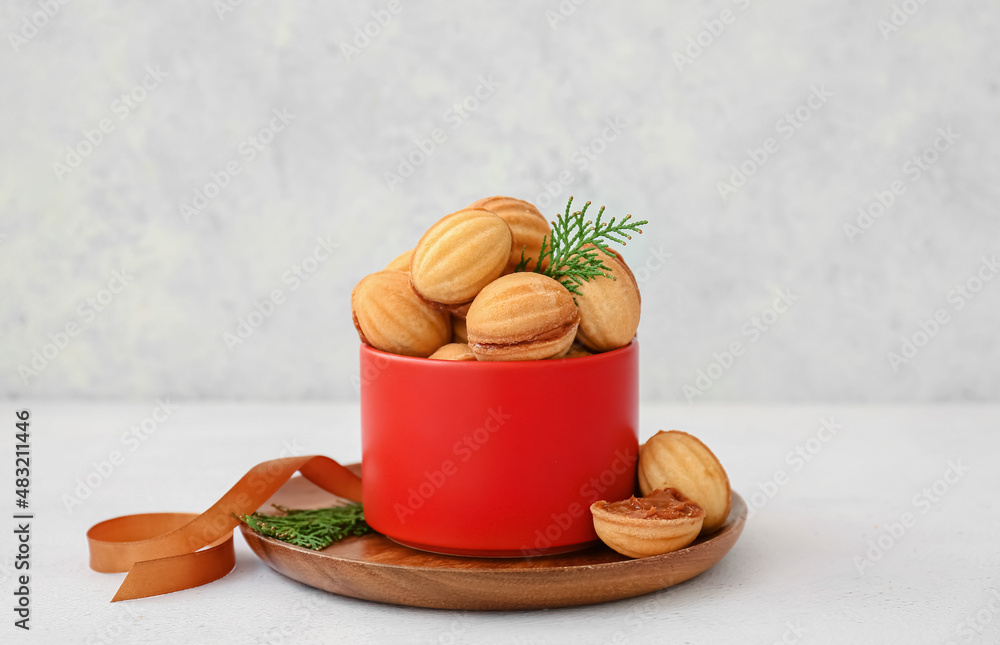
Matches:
[[87, 455, 363, 602]]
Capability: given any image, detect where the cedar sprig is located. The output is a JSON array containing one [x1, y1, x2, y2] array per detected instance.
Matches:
[[516, 197, 646, 296], [240, 503, 372, 550]]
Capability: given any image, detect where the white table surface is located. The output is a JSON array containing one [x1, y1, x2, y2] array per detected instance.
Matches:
[[3, 402, 998, 645]]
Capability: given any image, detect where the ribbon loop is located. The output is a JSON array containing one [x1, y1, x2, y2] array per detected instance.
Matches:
[[87, 455, 362, 601]]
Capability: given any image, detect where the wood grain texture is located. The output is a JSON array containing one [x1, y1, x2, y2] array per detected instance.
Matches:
[[240, 465, 747, 611]]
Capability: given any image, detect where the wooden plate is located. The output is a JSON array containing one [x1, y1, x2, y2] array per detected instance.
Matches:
[[240, 465, 747, 610]]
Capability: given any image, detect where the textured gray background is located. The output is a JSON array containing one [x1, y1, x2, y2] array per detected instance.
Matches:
[[1, 0, 997, 402]]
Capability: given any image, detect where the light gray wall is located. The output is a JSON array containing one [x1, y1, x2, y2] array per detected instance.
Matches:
[[2, 1, 998, 402]]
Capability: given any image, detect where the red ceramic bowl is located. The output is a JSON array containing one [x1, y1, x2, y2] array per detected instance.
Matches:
[[360, 340, 638, 557]]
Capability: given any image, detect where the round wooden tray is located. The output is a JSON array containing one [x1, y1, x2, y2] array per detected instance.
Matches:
[[240, 465, 747, 610]]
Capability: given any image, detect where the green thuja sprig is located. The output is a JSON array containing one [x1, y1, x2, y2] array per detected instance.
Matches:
[[515, 197, 647, 297], [240, 503, 372, 550]]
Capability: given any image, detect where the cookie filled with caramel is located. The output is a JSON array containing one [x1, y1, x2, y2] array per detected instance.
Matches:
[[591, 488, 705, 558]]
